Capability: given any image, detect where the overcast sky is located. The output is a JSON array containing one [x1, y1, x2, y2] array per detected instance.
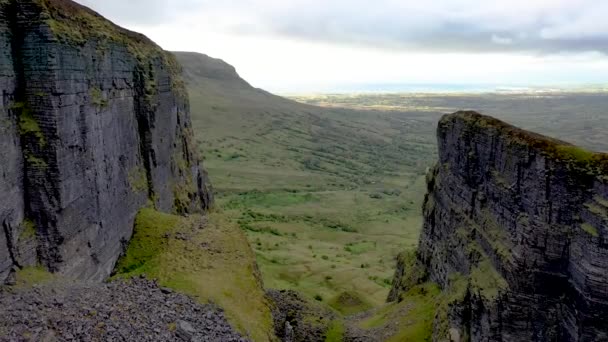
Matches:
[[75, 0, 608, 92]]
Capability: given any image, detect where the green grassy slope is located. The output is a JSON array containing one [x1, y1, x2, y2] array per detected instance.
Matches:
[[174, 52, 439, 310], [114, 208, 276, 342]]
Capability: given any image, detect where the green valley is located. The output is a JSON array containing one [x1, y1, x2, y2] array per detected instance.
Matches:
[[178, 51, 608, 317]]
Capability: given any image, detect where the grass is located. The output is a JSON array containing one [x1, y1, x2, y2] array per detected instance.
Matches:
[[328, 291, 373, 316], [12, 266, 55, 288], [555, 145, 596, 163], [225, 191, 320, 209], [324, 320, 345, 342], [113, 208, 276, 342], [358, 283, 440, 341]]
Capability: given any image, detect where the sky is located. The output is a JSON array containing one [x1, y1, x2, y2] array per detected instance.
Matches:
[[75, 0, 608, 93]]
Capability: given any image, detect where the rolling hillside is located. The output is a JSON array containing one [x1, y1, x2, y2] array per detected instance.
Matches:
[[174, 51, 439, 310]]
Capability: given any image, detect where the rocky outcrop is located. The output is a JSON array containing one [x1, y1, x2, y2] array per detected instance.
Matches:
[[0, 0, 212, 283], [391, 111, 608, 341], [267, 289, 338, 342]]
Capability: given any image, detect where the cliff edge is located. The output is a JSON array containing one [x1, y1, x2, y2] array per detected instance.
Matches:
[[0, 0, 212, 283], [391, 111, 608, 341]]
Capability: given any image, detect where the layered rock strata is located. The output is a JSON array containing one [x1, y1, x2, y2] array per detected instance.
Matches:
[[391, 111, 608, 341], [0, 0, 212, 283]]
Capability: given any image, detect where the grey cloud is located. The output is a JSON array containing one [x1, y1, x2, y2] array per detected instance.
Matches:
[[75, 0, 608, 54], [245, 1, 608, 54], [75, 0, 202, 26]]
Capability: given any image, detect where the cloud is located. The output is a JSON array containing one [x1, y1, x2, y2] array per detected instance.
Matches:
[[75, 0, 608, 54], [492, 35, 513, 45], [75, 0, 201, 26]]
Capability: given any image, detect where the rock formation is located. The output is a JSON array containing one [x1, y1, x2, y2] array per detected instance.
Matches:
[[391, 111, 608, 341], [0, 0, 212, 283]]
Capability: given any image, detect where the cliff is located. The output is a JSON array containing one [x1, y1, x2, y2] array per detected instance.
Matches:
[[391, 111, 608, 341], [0, 0, 212, 283]]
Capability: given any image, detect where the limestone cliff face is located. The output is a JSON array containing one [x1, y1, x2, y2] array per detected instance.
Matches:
[[0, 0, 212, 283], [391, 111, 608, 341]]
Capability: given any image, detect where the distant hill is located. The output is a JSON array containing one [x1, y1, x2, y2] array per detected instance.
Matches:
[[174, 51, 253, 88], [173, 51, 296, 111]]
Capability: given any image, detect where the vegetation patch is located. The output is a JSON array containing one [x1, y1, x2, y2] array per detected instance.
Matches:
[[344, 241, 376, 255], [12, 266, 55, 288], [113, 208, 181, 274], [585, 203, 607, 218], [594, 196, 608, 208], [20, 219, 37, 240], [359, 283, 440, 341], [434, 273, 469, 340], [25, 154, 48, 168], [581, 223, 599, 237], [13, 102, 46, 147], [127, 166, 148, 193], [479, 209, 513, 263], [470, 259, 508, 302], [389, 250, 428, 301], [90, 87, 108, 108], [328, 291, 373, 316], [324, 320, 345, 342], [225, 190, 320, 209], [172, 178, 195, 214]]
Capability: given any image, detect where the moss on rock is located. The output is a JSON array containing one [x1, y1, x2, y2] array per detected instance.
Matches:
[[443, 111, 608, 176], [581, 223, 599, 237], [20, 219, 37, 240], [470, 259, 508, 302]]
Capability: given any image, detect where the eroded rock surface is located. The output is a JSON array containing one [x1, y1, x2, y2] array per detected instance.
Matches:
[[0, 0, 212, 283], [391, 111, 608, 341]]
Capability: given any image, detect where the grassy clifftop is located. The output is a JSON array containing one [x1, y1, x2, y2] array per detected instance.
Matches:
[[443, 111, 608, 175], [32, 0, 186, 96], [38, 0, 156, 49]]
